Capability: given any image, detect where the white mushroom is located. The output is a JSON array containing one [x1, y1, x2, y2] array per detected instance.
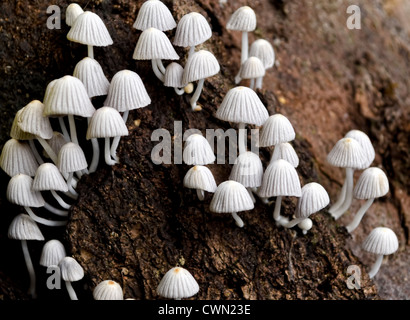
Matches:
[[93, 280, 124, 300], [269, 142, 299, 168], [183, 134, 215, 166], [183, 165, 217, 201], [164, 62, 187, 95], [0, 138, 39, 177], [73, 57, 110, 98], [65, 3, 84, 27], [249, 39, 275, 89], [39, 239, 67, 267], [239, 56, 265, 90], [133, 0, 176, 32], [157, 266, 199, 300], [59, 256, 84, 300]]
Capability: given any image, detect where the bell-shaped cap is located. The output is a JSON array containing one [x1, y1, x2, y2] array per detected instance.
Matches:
[[229, 151, 263, 188], [164, 62, 186, 88], [8, 214, 44, 241], [43, 75, 95, 118], [183, 165, 217, 193], [226, 6, 257, 32], [354, 167, 389, 200], [132, 27, 179, 60], [67, 11, 113, 46], [47, 132, 68, 158], [182, 50, 220, 83], [133, 0, 176, 31], [59, 257, 84, 282], [362, 227, 399, 255], [104, 70, 151, 112], [17, 100, 53, 140], [57, 142, 88, 173], [40, 239, 66, 267], [73, 57, 110, 98], [173, 12, 212, 47], [239, 56, 265, 79], [270, 142, 299, 167], [327, 137, 367, 169], [259, 114, 295, 147], [93, 280, 124, 300], [210, 180, 254, 213], [345, 130, 375, 168], [258, 159, 301, 198], [7, 174, 45, 207], [10, 108, 35, 141], [183, 134, 215, 165], [295, 182, 330, 219], [0, 139, 39, 177], [215, 86, 269, 126], [157, 267, 199, 299], [66, 3, 84, 27], [249, 39, 275, 69], [33, 163, 69, 192], [86, 107, 129, 139]]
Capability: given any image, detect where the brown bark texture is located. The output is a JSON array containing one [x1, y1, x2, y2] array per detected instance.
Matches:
[[0, 0, 409, 300]]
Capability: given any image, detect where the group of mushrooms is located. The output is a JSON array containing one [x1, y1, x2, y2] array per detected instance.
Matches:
[[0, 0, 399, 300]]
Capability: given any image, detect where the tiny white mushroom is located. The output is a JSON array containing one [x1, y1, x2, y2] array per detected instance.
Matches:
[[239, 56, 265, 90], [183, 165, 217, 201], [157, 266, 199, 300], [249, 39, 275, 89], [133, 0, 177, 31], [210, 180, 254, 227], [164, 62, 187, 95], [59, 256, 84, 300], [39, 239, 67, 267], [0, 138, 39, 177], [362, 227, 398, 279], [73, 57, 110, 98], [183, 134, 216, 166], [65, 3, 84, 27], [93, 280, 124, 300], [269, 142, 299, 168]]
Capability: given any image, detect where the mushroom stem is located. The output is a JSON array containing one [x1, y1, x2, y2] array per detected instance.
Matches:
[[188, 46, 195, 60], [332, 167, 354, 219], [273, 196, 283, 221], [58, 117, 71, 142], [87, 45, 94, 59], [281, 217, 306, 228], [329, 179, 347, 214], [151, 59, 165, 82], [255, 76, 263, 89], [368, 254, 384, 279], [232, 212, 244, 227], [66, 172, 79, 199], [28, 140, 44, 165], [190, 78, 205, 111], [88, 117, 100, 173], [156, 59, 167, 74], [104, 138, 117, 166], [250, 78, 255, 90], [21, 240, 36, 299], [36, 136, 58, 165], [67, 114, 79, 145], [271, 145, 280, 162], [44, 199, 70, 216], [65, 281, 78, 300], [50, 190, 71, 210], [196, 189, 205, 201], [346, 198, 375, 233], [24, 207, 67, 227], [238, 122, 247, 155], [122, 110, 130, 123], [174, 87, 185, 95], [241, 31, 249, 64], [247, 187, 256, 203]]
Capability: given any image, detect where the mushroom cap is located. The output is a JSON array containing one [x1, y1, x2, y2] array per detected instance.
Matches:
[[32, 163, 69, 192], [132, 27, 179, 60], [47, 132, 68, 158], [0, 139, 39, 177], [210, 180, 254, 213], [57, 142, 88, 173], [10, 108, 35, 141], [39, 239, 66, 267], [295, 182, 330, 218], [164, 62, 187, 88], [226, 6, 257, 32], [259, 114, 295, 147], [183, 165, 217, 193], [93, 280, 124, 300], [67, 11, 113, 46], [17, 100, 54, 140], [133, 0, 176, 31], [258, 159, 302, 198], [327, 137, 368, 169], [8, 214, 44, 241], [43, 75, 96, 118], [173, 12, 212, 47], [354, 167, 389, 200], [229, 151, 263, 188], [157, 267, 199, 299], [73, 57, 110, 98], [86, 107, 129, 139], [183, 134, 216, 165], [345, 129, 375, 168], [215, 86, 269, 126], [249, 39, 275, 69], [66, 3, 84, 27], [182, 50, 220, 83], [104, 70, 151, 112], [7, 174, 45, 207], [239, 56, 265, 79], [59, 257, 84, 282], [270, 142, 299, 167], [362, 227, 399, 255]]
